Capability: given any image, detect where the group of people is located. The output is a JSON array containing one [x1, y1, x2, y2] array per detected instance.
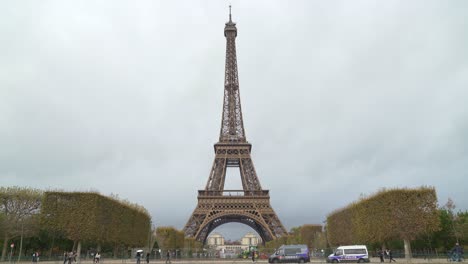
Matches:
[[62, 251, 77, 264], [135, 251, 152, 264], [377, 249, 396, 263], [31, 252, 40, 263], [93, 252, 101, 263]]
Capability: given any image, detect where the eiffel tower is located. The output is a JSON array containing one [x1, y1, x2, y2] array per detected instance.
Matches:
[[183, 7, 287, 244]]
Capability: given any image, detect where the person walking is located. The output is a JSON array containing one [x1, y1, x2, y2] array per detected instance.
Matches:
[[136, 252, 141, 264], [146, 253, 150, 264], [94, 252, 101, 264], [451, 242, 463, 262], [67, 251, 73, 264], [388, 249, 396, 262], [378, 249, 384, 263], [165, 250, 171, 264], [63, 252, 68, 264]]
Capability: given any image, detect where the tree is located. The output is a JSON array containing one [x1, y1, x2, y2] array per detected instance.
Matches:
[[443, 198, 464, 243], [326, 204, 358, 246], [300, 225, 323, 249], [41, 191, 151, 258], [326, 187, 440, 261], [0, 186, 42, 261], [261, 224, 324, 252], [155, 227, 184, 250]]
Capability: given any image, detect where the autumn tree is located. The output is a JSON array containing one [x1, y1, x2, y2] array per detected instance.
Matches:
[[263, 235, 288, 250], [300, 224, 324, 249], [0, 187, 42, 261], [262, 225, 324, 251], [326, 204, 358, 246], [155, 227, 185, 250], [41, 191, 151, 258], [183, 237, 203, 255], [326, 187, 440, 261]]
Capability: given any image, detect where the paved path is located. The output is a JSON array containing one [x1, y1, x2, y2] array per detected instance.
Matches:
[[4, 258, 454, 264]]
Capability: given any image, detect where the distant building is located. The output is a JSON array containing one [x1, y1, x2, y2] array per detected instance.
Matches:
[[207, 232, 225, 246], [241, 232, 261, 247], [206, 232, 262, 258]]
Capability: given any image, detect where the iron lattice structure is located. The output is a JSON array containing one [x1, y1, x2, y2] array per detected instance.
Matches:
[[183, 9, 287, 244]]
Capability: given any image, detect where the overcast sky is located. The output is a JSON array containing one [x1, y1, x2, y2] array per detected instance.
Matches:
[[1, 1, 468, 240]]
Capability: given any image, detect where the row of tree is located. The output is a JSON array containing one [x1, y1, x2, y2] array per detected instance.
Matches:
[[41, 191, 151, 258], [0, 187, 152, 261], [155, 227, 202, 252], [263, 187, 467, 260], [326, 187, 440, 260], [2, 186, 467, 261], [262, 224, 326, 250]]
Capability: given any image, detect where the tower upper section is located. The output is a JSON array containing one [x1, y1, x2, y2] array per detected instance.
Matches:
[[219, 6, 246, 143]]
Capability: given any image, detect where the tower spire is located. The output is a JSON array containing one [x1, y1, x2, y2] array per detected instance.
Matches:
[[220, 5, 244, 142]]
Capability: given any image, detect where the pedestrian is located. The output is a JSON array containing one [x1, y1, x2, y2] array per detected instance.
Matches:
[[251, 250, 256, 262], [146, 253, 150, 264], [95, 252, 101, 264], [32, 252, 37, 263], [136, 252, 141, 264], [378, 249, 384, 263], [73, 251, 77, 263], [63, 252, 68, 264], [165, 250, 171, 264], [451, 243, 463, 262], [388, 249, 396, 262], [67, 251, 73, 264]]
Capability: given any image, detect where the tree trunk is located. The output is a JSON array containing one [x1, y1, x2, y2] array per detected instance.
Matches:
[[1, 234, 8, 261], [17, 227, 24, 262], [48, 234, 55, 259], [72, 240, 77, 251], [113, 245, 118, 259], [404, 239, 412, 262], [76, 240, 82, 263]]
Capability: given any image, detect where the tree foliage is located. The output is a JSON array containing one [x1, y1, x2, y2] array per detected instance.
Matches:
[[41, 191, 151, 249], [154, 226, 203, 253], [326, 187, 440, 256], [262, 224, 325, 251], [155, 226, 185, 250], [301, 224, 324, 249], [0, 186, 42, 261], [428, 199, 468, 250]]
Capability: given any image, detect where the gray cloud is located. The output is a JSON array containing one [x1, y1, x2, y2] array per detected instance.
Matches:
[[1, 0, 468, 239]]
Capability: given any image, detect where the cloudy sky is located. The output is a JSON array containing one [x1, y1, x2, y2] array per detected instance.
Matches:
[[1, 1, 468, 240]]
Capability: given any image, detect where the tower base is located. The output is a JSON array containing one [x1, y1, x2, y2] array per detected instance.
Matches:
[[183, 190, 287, 244]]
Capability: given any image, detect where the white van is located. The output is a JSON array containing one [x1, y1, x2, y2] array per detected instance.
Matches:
[[327, 245, 369, 263]]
